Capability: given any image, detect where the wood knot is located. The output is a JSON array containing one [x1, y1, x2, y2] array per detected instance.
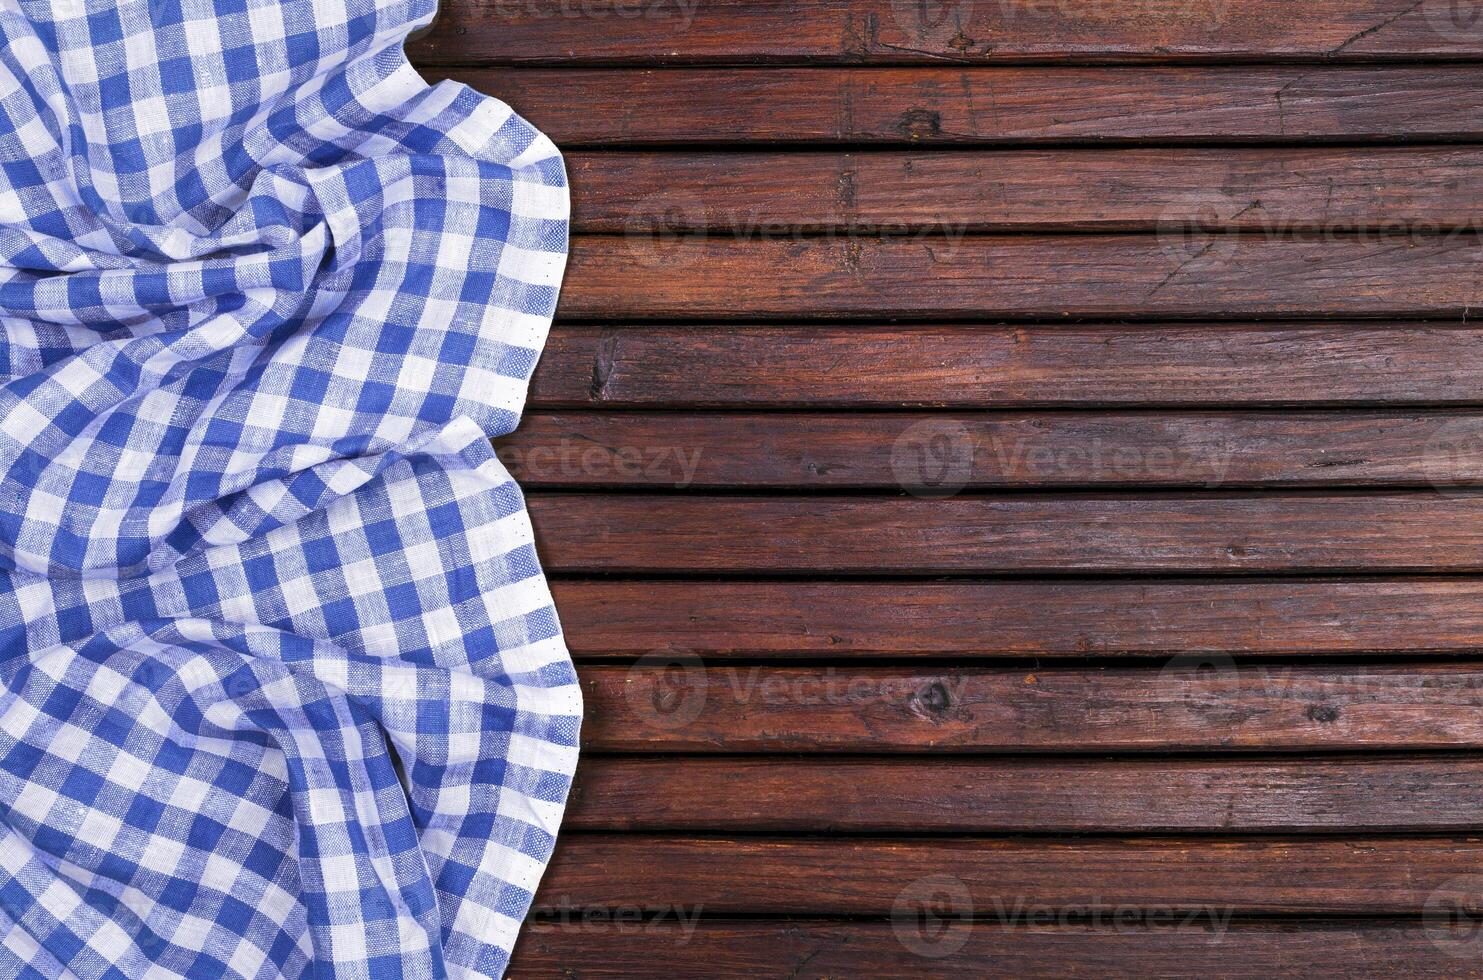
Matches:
[[948, 31, 977, 52], [896, 108, 942, 140], [835, 168, 858, 210], [1307, 704, 1340, 723], [911, 681, 953, 719]]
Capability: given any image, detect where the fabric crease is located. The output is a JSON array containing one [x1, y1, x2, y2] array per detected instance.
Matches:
[[0, 0, 579, 976]]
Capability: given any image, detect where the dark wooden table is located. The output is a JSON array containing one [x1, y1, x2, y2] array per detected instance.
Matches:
[[416, 3, 1483, 975]]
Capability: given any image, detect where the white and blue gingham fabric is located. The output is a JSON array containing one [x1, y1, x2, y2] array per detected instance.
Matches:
[[0, 0, 580, 976]]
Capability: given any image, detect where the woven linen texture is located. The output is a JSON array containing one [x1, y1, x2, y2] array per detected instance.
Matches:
[[0, 0, 579, 975]]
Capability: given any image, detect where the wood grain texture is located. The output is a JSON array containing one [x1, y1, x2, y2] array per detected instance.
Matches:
[[528, 494, 1483, 574], [570, 148, 1483, 232], [533, 325, 1483, 408], [563, 759, 1483, 832], [511, 922, 1483, 978], [559, 236, 1483, 319], [538, 834, 1483, 913], [579, 664, 1483, 751], [409, 0, 1483, 65], [500, 411, 1483, 488], [439, 67, 1483, 145], [552, 578, 1483, 657], [431, 1, 1483, 968]]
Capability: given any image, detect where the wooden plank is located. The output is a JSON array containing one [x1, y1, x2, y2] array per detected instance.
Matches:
[[578, 664, 1483, 752], [559, 236, 1483, 319], [500, 411, 1483, 488], [537, 835, 1483, 913], [533, 325, 1483, 408], [409, 1, 1483, 65], [512, 921, 1483, 978], [528, 494, 1483, 574], [551, 578, 1483, 657], [563, 759, 1483, 832], [570, 148, 1483, 233], [440, 67, 1483, 145]]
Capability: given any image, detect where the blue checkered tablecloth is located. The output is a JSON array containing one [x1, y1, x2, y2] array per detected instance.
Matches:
[[0, 1, 579, 975]]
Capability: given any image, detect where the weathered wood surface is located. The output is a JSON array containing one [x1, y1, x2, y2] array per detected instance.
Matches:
[[537, 834, 1483, 911], [510, 922, 1483, 978], [558, 237, 1483, 319], [532, 325, 1483, 407], [430, 10, 1483, 970], [441, 67, 1483, 145], [569, 148, 1483, 232], [563, 758, 1483, 831], [579, 664, 1483, 751], [409, 1, 1483, 65], [528, 493, 1483, 574], [552, 578, 1483, 657], [501, 411, 1483, 487]]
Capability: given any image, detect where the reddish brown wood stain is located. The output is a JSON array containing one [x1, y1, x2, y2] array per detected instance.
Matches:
[[434, 66, 1483, 145], [410, 0, 1483, 64], [418, 6, 1483, 974]]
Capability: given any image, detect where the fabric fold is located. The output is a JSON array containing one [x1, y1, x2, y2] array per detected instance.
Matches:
[[0, 1, 579, 975]]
